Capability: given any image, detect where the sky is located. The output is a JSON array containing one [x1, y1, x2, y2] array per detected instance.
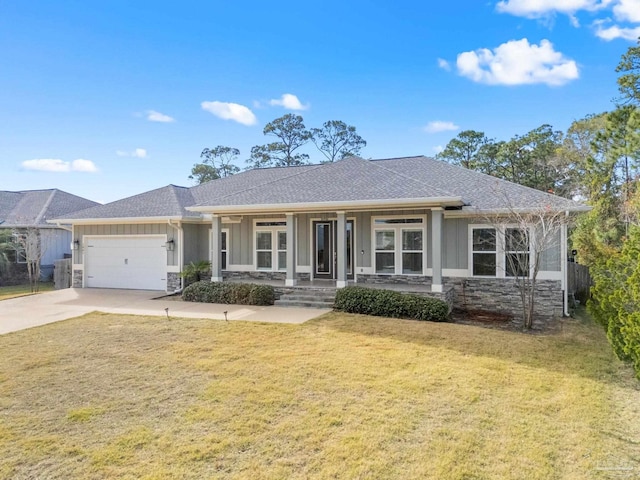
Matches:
[[1, 0, 638, 204]]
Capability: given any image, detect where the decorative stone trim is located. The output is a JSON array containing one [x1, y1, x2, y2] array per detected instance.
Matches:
[[167, 272, 181, 292], [72, 269, 83, 288], [222, 271, 310, 282]]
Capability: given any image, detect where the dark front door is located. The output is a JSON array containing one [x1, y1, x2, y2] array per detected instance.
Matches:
[[313, 220, 353, 280]]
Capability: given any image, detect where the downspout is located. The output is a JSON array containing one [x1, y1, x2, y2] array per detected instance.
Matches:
[[168, 220, 184, 292]]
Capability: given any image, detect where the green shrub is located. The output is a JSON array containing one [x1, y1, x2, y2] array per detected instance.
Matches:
[[334, 286, 449, 322], [182, 281, 275, 306], [248, 284, 276, 306]]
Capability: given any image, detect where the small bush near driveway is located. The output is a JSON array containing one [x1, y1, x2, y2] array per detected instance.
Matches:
[[182, 281, 275, 306], [334, 286, 449, 322]]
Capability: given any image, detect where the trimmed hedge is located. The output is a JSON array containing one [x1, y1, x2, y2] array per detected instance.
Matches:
[[334, 286, 449, 322], [182, 281, 275, 306]]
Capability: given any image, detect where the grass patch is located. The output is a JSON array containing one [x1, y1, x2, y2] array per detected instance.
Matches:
[[0, 308, 638, 479], [0, 282, 54, 301]]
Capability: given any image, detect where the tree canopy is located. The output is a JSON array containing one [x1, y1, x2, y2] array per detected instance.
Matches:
[[311, 120, 366, 162], [189, 146, 240, 184], [246, 114, 312, 168]]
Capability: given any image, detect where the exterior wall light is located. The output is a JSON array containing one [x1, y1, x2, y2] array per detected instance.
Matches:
[[166, 239, 175, 251], [71, 239, 80, 251]]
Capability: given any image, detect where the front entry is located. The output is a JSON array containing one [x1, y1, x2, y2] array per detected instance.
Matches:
[[313, 220, 354, 280]]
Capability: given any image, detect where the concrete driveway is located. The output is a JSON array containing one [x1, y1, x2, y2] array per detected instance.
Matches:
[[0, 288, 330, 335]]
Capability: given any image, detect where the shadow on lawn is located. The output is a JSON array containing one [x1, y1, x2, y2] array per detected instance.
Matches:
[[314, 310, 633, 387]]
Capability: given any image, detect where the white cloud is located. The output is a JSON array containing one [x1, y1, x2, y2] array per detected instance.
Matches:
[[116, 148, 148, 158], [433, 145, 445, 154], [594, 21, 640, 39], [269, 93, 309, 111], [201, 101, 257, 126], [146, 110, 175, 122], [22, 158, 98, 173], [456, 38, 579, 86], [71, 159, 98, 172], [424, 121, 460, 133], [496, 0, 613, 18], [613, 0, 640, 22], [437, 58, 451, 71]]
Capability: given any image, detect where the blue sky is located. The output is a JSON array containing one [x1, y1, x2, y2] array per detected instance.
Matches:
[[1, 0, 638, 203]]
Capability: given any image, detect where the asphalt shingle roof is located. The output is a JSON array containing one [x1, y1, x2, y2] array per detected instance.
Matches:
[[0, 189, 99, 227], [62, 185, 199, 220], [51, 156, 587, 221]]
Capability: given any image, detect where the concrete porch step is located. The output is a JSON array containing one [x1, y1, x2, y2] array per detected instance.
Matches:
[[274, 299, 334, 309], [280, 293, 336, 302]]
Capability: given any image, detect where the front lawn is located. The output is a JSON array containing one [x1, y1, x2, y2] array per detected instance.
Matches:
[[0, 310, 638, 479], [0, 282, 54, 301]]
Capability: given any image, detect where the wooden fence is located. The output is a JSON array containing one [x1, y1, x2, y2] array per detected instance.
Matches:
[[54, 258, 72, 289], [567, 262, 591, 304]]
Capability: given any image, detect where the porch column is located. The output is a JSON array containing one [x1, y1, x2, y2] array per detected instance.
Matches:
[[211, 214, 223, 282], [336, 211, 348, 288], [431, 208, 443, 293], [286, 213, 297, 286]]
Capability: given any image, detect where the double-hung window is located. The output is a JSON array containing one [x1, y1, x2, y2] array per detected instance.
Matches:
[[470, 226, 531, 278], [471, 227, 497, 276], [505, 228, 530, 277], [373, 217, 425, 275], [255, 221, 287, 271]]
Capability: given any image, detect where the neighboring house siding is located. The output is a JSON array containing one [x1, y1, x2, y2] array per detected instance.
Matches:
[[40, 229, 72, 266], [73, 223, 178, 266]]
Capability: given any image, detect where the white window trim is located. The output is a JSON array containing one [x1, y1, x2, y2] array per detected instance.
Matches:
[[253, 219, 287, 272], [371, 215, 427, 276], [209, 228, 229, 271], [468, 224, 534, 279]]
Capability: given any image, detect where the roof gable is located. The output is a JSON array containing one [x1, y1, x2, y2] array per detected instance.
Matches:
[[0, 189, 99, 227]]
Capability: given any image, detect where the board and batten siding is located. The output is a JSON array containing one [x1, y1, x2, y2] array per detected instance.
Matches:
[[40, 229, 72, 266], [73, 223, 178, 266]]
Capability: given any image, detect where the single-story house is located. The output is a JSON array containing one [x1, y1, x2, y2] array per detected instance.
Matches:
[[0, 189, 99, 279], [51, 156, 588, 319]]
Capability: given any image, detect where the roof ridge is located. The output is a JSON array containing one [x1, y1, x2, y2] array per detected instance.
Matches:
[[34, 189, 57, 224], [365, 157, 460, 199]]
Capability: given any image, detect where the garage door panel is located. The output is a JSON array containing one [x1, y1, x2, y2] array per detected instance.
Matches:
[[85, 237, 167, 291]]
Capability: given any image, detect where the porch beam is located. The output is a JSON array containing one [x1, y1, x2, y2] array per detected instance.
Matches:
[[336, 211, 348, 288], [286, 213, 297, 286], [211, 215, 223, 282], [431, 208, 443, 293]]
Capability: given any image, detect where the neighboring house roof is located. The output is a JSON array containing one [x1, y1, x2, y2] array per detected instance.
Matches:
[[51, 156, 588, 222], [0, 189, 99, 228]]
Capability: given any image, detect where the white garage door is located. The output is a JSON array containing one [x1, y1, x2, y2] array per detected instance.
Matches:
[[84, 236, 167, 290]]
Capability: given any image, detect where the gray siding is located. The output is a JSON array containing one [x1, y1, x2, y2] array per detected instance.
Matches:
[[297, 214, 310, 266], [183, 223, 210, 265], [73, 223, 177, 266], [443, 218, 469, 270]]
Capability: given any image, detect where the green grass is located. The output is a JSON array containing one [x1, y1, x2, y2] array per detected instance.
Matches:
[[0, 282, 54, 300], [0, 309, 638, 479]]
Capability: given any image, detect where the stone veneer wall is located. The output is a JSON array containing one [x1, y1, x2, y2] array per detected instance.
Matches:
[[222, 271, 310, 282], [72, 269, 83, 288], [448, 278, 563, 324], [167, 272, 181, 292], [357, 274, 563, 328]]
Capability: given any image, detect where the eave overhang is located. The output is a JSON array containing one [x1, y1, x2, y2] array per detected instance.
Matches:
[[187, 197, 465, 215]]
